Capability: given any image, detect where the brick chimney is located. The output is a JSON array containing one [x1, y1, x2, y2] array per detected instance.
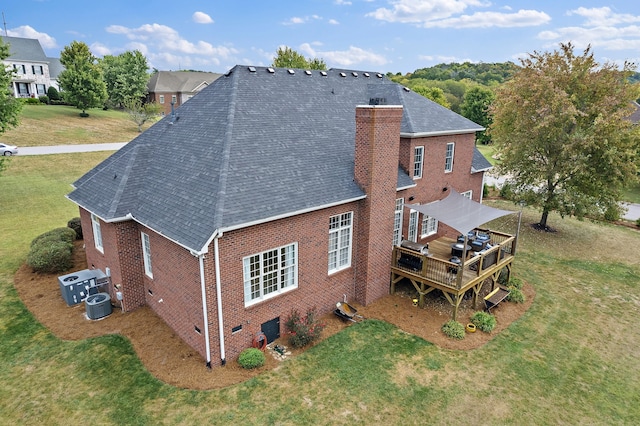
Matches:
[[353, 105, 403, 305]]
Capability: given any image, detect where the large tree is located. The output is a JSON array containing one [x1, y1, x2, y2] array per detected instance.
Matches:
[[272, 47, 326, 70], [461, 86, 495, 144], [413, 86, 450, 108], [0, 38, 23, 176], [490, 43, 640, 229], [58, 41, 107, 116], [100, 50, 150, 108]]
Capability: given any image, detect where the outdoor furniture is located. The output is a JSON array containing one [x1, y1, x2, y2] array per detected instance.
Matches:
[[484, 286, 510, 312], [398, 252, 423, 271], [448, 256, 461, 274], [451, 243, 471, 258]]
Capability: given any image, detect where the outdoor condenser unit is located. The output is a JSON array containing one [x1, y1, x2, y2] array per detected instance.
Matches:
[[57, 269, 108, 306]]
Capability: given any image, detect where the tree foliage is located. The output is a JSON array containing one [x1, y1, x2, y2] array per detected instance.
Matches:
[[490, 43, 640, 229], [100, 50, 150, 108], [58, 41, 107, 116], [124, 99, 162, 132], [412, 86, 450, 108], [461, 86, 495, 144], [0, 38, 23, 176], [272, 47, 326, 70]]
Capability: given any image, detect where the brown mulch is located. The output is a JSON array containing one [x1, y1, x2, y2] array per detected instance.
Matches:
[[13, 241, 534, 390]]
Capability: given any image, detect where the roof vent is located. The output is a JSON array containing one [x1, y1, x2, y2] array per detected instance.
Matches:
[[369, 97, 387, 105], [403, 86, 410, 92], [376, 73, 383, 78], [339, 72, 346, 77], [363, 72, 370, 78], [320, 71, 327, 76], [248, 66, 256, 72], [305, 70, 312, 75], [267, 67, 275, 73], [288, 69, 295, 75], [352, 72, 358, 77]]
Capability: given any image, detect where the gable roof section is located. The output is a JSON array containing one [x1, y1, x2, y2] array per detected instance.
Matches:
[[471, 147, 493, 173], [1, 36, 48, 62], [69, 65, 482, 253], [147, 71, 223, 93]]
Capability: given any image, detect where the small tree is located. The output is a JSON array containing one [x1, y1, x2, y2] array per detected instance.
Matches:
[[272, 47, 326, 70], [58, 41, 107, 116], [124, 99, 162, 132], [0, 38, 23, 176]]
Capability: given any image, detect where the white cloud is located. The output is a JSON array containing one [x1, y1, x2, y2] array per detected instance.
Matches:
[[192, 11, 214, 24], [328, 19, 340, 25], [300, 42, 388, 67], [7, 25, 57, 48], [335, 0, 352, 5], [366, 0, 488, 23], [90, 42, 112, 57], [284, 17, 307, 25], [418, 54, 476, 63], [568, 7, 640, 27], [423, 9, 551, 29]]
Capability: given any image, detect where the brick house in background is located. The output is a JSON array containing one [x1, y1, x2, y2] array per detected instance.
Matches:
[[67, 65, 489, 369], [147, 70, 222, 116]]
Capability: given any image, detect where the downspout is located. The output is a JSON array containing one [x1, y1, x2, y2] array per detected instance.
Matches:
[[198, 253, 212, 368], [214, 236, 226, 366]]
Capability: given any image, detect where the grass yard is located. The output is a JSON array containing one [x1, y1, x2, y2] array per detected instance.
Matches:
[[1, 154, 640, 425], [1, 104, 147, 147]]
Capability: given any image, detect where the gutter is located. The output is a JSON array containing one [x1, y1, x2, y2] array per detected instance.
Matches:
[[213, 236, 226, 366], [197, 252, 212, 368]]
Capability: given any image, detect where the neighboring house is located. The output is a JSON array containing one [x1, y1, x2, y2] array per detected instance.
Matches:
[[1, 36, 60, 97], [630, 101, 640, 125], [147, 70, 222, 115], [67, 65, 489, 369]]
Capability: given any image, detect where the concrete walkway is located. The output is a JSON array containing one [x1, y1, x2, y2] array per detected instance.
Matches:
[[17, 143, 128, 156]]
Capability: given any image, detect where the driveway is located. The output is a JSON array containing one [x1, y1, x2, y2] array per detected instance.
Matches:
[[17, 143, 127, 156]]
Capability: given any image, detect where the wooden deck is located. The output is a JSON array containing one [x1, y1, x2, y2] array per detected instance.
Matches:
[[390, 229, 516, 320]]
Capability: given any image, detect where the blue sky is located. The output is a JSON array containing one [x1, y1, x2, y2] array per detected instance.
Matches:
[[4, 1, 640, 74]]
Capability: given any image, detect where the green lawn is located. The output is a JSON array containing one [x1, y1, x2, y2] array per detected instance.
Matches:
[[1, 154, 640, 425]]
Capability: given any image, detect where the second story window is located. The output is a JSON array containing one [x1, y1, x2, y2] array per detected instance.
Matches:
[[328, 212, 353, 273], [413, 146, 424, 179], [159, 95, 165, 104], [445, 142, 455, 172], [171, 95, 177, 104]]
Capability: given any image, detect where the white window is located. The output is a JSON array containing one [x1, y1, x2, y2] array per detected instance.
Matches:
[[408, 209, 418, 242], [413, 146, 424, 179], [243, 243, 298, 306], [328, 212, 353, 273], [141, 232, 153, 278], [393, 198, 404, 246], [461, 190, 472, 199], [171, 95, 177, 104], [445, 142, 455, 172], [36, 84, 46, 95], [91, 214, 103, 253], [421, 215, 438, 237], [159, 95, 164, 104]]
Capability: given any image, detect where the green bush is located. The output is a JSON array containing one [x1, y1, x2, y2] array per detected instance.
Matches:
[[498, 268, 509, 286], [471, 311, 497, 333], [237, 348, 265, 369], [499, 182, 513, 200], [441, 320, 465, 340], [26, 241, 73, 273], [39, 95, 49, 104], [507, 287, 525, 303], [509, 277, 523, 290], [636, 217, 640, 228], [67, 217, 83, 240], [31, 227, 77, 247], [47, 86, 60, 101], [22, 97, 41, 105], [285, 307, 326, 348]]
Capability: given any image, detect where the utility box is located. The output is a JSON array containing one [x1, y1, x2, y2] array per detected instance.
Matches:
[[57, 269, 108, 306]]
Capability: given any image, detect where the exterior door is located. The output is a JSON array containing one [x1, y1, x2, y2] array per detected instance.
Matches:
[[393, 198, 404, 246]]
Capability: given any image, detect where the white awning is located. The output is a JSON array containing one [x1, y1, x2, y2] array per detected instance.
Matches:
[[406, 189, 516, 235]]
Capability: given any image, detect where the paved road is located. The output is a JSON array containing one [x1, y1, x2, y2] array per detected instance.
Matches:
[[14, 143, 640, 222]]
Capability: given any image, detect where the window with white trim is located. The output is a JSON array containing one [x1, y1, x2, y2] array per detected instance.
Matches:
[[393, 198, 404, 246], [461, 190, 472, 199], [91, 214, 103, 253], [421, 215, 438, 237], [159, 95, 165, 104], [171, 95, 177, 103], [141, 232, 153, 278], [243, 243, 298, 306], [445, 142, 455, 172], [413, 146, 424, 179], [328, 212, 353, 273], [408, 209, 418, 242]]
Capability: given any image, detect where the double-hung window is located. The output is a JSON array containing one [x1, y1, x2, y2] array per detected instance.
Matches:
[[159, 95, 165, 104], [141, 232, 153, 278], [421, 215, 438, 238], [445, 142, 454, 172], [243, 243, 298, 306], [413, 146, 424, 179], [328, 212, 353, 273], [91, 214, 103, 253], [408, 209, 418, 242], [393, 198, 404, 246]]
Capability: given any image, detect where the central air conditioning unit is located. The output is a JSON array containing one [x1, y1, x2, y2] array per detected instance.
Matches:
[[58, 269, 108, 306], [85, 293, 112, 320]]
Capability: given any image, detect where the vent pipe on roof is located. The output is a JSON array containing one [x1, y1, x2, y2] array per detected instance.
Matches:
[[170, 101, 175, 124]]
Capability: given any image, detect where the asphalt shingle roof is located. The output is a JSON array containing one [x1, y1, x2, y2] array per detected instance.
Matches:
[[1, 36, 48, 62], [68, 65, 483, 253]]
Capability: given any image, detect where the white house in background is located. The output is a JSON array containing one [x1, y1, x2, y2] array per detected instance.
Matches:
[[1, 36, 61, 97]]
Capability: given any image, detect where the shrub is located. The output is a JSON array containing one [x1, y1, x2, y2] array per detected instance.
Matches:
[[47, 86, 60, 101], [497, 268, 509, 286], [483, 183, 491, 198], [636, 217, 640, 228], [507, 287, 525, 304], [285, 307, 326, 348], [441, 320, 465, 340], [499, 182, 513, 200], [67, 217, 83, 240], [471, 311, 497, 333], [39, 95, 49, 104], [237, 348, 265, 369], [30, 227, 77, 247], [26, 241, 73, 273], [23, 97, 41, 105], [509, 277, 523, 290]]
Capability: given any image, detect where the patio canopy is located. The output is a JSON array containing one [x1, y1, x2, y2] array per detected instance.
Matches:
[[406, 189, 516, 235]]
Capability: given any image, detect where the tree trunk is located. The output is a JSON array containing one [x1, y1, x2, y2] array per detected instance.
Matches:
[[539, 209, 549, 228]]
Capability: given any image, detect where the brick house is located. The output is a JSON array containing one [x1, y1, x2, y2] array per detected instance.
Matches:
[[67, 65, 489, 368], [147, 70, 222, 116]]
